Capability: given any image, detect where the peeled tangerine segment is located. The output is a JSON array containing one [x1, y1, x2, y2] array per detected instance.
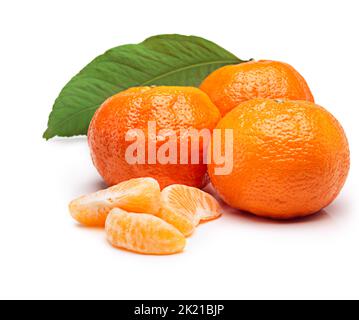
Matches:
[[158, 184, 222, 237], [69, 177, 161, 227], [106, 208, 186, 255]]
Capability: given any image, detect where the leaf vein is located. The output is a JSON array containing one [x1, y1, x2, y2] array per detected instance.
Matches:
[[140, 59, 239, 85]]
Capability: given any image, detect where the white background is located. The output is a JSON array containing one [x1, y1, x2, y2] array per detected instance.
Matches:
[[0, 0, 358, 300]]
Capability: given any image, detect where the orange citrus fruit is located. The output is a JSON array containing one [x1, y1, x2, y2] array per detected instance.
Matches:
[[88, 86, 221, 189], [158, 184, 222, 236], [208, 99, 350, 219], [69, 177, 160, 227], [200, 60, 314, 115], [105, 208, 186, 255]]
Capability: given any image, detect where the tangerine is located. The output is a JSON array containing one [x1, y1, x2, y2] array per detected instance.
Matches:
[[200, 60, 314, 115], [208, 99, 350, 219], [88, 86, 221, 189]]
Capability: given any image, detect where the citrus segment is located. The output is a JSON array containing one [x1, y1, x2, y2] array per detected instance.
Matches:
[[105, 208, 186, 255], [69, 177, 161, 227], [158, 184, 222, 236]]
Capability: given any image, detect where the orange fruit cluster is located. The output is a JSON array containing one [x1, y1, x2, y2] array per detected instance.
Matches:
[[200, 60, 349, 219], [69, 178, 222, 255], [74, 59, 350, 252]]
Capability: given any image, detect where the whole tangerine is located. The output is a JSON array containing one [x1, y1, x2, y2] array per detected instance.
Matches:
[[88, 86, 221, 189], [208, 99, 350, 219], [200, 60, 314, 115]]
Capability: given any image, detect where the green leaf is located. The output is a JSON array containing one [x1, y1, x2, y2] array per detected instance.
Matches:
[[43, 34, 247, 140]]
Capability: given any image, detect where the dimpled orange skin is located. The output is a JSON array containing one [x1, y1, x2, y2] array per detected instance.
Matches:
[[208, 99, 350, 219], [88, 86, 221, 189], [200, 60, 314, 115]]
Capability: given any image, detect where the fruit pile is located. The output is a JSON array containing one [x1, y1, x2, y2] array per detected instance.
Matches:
[[69, 60, 350, 255]]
